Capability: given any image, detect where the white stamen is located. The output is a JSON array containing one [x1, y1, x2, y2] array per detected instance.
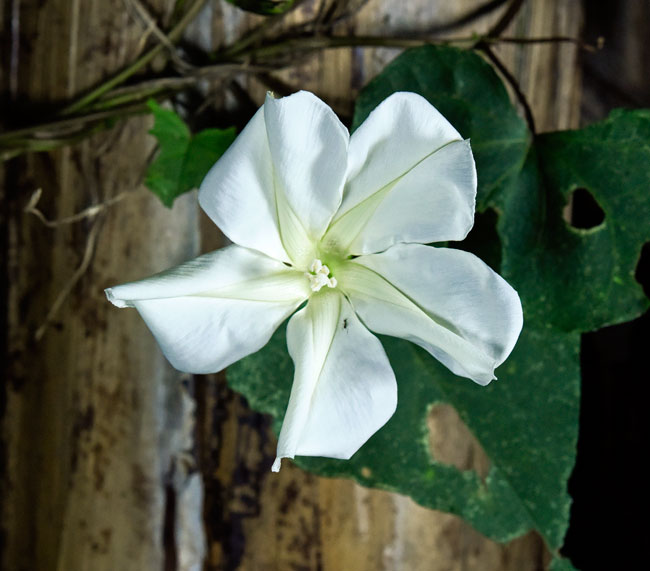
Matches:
[[305, 258, 337, 292], [309, 259, 323, 274]]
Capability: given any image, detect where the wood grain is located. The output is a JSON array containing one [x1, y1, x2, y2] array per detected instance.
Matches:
[[1, 1, 203, 570]]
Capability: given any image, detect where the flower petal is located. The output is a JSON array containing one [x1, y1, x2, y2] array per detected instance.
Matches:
[[198, 107, 290, 263], [323, 140, 476, 254], [322, 92, 475, 254], [338, 244, 523, 385], [106, 245, 309, 373], [264, 91, 349, 245], [272, 291, 397, 471]]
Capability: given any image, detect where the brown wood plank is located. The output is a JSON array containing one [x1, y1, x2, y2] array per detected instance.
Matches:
[[1, 1, 204, 569]]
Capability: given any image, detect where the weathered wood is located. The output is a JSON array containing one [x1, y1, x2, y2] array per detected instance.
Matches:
[[1, 1, 203, 570], [493, 0, 583, 132]]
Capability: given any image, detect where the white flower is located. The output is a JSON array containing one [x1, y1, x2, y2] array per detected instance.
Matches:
[[106, 91, 523, 472]]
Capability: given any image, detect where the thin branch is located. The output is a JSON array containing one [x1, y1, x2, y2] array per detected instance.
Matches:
[[486, 35, 599, 52], [2, 30, 596, 160], [24, 188, 135, 227], [487, 0, 525, 38], [85, 62, 275, 109], [0, 103, 149, 141], [34, 219, 102, 341], [418, 0, 509, 35], [218, 0, 310, 58], [229, 33, 598, 60], [123, 0, 194, 72], [314, 0, 356, 28], [480, 45, 536, 134], [61, 0, 208, 115], [0, 125, 109, 161], [313, 0, 334, 28], [0, 66, 277, 160]]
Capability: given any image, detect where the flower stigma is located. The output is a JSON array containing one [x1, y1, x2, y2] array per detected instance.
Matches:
[[305, 258, 338, 292]]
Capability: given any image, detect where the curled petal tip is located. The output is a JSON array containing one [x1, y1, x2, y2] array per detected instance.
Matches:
[[105, 287, 129, 308], [271, 457, 282, 472]]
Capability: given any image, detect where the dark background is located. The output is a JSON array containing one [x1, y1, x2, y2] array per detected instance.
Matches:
[[563, 1, 650, 568]]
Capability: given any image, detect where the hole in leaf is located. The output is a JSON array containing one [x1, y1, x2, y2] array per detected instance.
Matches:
[[427, 403, 491, 480], [635, 242, 650, 298], [569, 187, 605, 229]]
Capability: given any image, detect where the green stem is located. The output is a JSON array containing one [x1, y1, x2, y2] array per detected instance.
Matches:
[[0, 104, 149, 142], [60, 0, 208, 115], [222, 33, 594, 61], [2, 30, 592, 160], [0, 125, 106, 161], [218, 0, 309, 59], [84, 87, 171, 112]]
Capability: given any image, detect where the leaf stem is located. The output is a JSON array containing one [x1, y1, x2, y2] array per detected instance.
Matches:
[[218, 0, 310, 59], [0, 104, 149, 142], [221, 33, 599, 60], [3, 25, 594, 159], [487, 0, 525, 38], [60, 0, 208, 115], [480, 46, 536, 135]]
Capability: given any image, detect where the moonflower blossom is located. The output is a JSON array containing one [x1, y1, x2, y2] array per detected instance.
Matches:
[[106, 91, 523, 472]]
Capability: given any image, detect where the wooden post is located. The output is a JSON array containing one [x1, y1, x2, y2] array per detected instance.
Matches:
[[1, 1, 203, 569]]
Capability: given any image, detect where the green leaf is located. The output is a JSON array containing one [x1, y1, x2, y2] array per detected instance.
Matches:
[[549, 556, 580, 571], [224, 0, 296, 15], [145, 100, 236, 207], [230, 324, 580, 548], [513, 112, 650, 331], [228, 44, 650, 562]]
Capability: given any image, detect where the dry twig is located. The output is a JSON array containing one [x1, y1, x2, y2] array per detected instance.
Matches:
[[123, 0, 194, 72], [26, 188, 147, 341], [24, 188, 134, 227], [34, 220, 102, 341]]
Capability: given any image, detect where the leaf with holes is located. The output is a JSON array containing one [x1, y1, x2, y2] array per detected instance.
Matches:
[[509, 111, 650, 332], [145, 100, 236, 207], [228, 45, 650, 565]]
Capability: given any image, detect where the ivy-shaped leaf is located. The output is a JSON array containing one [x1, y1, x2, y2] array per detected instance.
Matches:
[[512, 112, 650, 331], [145, 100, 236, 207], [225, 0, 296, 15], [228, 45, 650, 569]]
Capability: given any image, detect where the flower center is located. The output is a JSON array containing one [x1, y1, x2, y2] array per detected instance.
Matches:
[[305, 258, 337, 292]]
